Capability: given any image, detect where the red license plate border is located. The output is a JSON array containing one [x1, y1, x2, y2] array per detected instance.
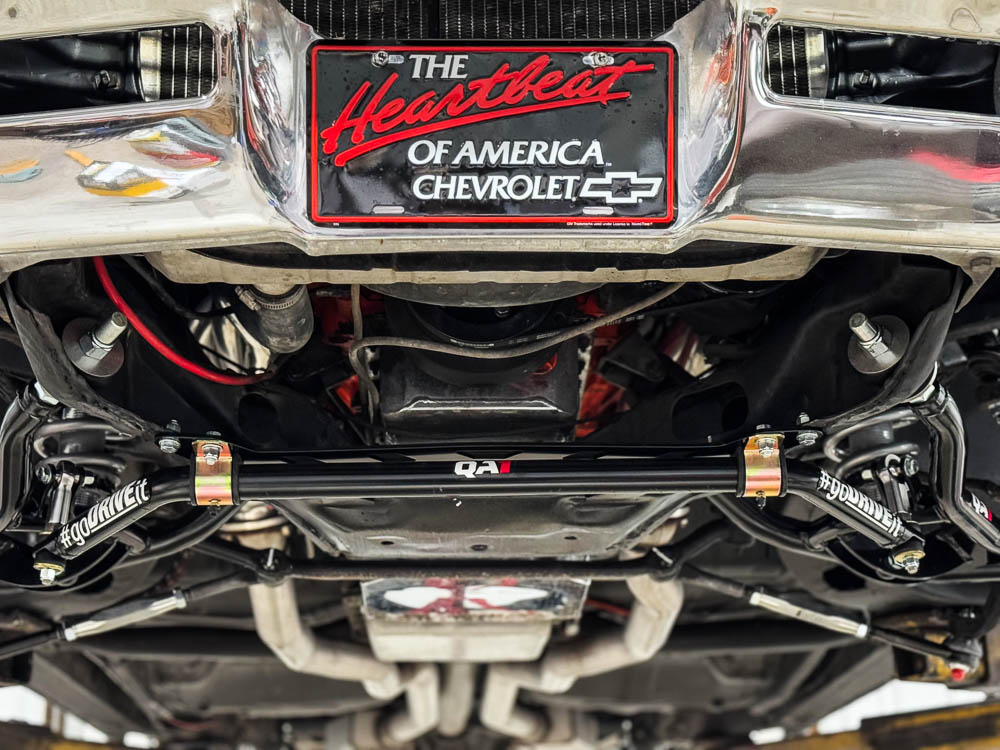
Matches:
[[308, 42, 676, 227]]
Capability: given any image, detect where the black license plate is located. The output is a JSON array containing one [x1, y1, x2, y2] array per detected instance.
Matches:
[[309, 44, 675, 226]]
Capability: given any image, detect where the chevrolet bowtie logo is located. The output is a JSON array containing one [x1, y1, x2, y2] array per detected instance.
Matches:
[[580, 171, 663, 204]]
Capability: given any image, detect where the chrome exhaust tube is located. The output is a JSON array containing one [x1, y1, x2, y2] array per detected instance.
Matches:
[[438, 663, 478, 738], [480, 576, 684, 742], [249, 580, 440, 747]]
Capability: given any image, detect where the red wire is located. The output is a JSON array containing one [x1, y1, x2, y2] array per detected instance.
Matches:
[[92, 257, 266, 386], [586, 598, 631, 618]]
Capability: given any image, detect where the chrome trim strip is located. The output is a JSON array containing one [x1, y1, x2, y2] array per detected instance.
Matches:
[[0, 0, 999, 272], [137, 30, 162, 102], [803, 27, 828, 97]]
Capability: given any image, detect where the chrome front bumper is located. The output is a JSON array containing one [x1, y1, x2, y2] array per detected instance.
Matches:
[[1, 0, 1000, 275]]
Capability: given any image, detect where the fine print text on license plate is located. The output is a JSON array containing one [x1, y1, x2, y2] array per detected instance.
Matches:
[[310, 45, 674, 226]]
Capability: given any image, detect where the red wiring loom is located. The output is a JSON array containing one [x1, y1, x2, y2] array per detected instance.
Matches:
[[92, 257, 267, 387]]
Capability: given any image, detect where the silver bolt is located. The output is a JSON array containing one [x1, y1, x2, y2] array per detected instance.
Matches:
[[371, 50, 389, 67], [847, 312, 910, 375], [92, 312, 128, 348], [158, 436, 181, 454], [757, 437, 777, 458], [157, 419, 182, 454], [589, 51, 614, 67], [849, 313, 890, 357], [77, 313, 128, 360], [202, 442, 222, 466], [894, 550, 923, 575], [797, 430, 821, 447], [64, 312, 129, 378], [38, 568, 58, 586], [849, 312, 880, 342], [795, 413, 820, 446], [35, 464, 53, 484], [902, 455, 919, 477]]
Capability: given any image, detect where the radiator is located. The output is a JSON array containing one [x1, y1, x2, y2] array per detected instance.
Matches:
[[278, 0, 703, 39], [155, 1, 704, 101]]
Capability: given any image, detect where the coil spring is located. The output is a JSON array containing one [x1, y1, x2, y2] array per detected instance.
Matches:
[[822, 406, 920, 479], [32, 410, 131, 484], [29, 410, 135, 533], [219, 500, 289, 535]]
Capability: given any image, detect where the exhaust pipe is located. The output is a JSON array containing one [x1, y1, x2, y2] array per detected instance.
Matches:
[[480, 576, 683, 742], [438, 663, 478, 738], [249, 580, 439, 747]]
